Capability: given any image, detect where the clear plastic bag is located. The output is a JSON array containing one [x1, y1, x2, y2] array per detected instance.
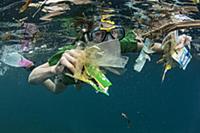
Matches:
[[1, 45, 33, 68], [92, 39, 129, 68]]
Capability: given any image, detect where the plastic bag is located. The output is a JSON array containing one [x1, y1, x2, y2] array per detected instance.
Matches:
[[1, 52, 33, 68], [92, 39, 129, 68], [134, 38, 154, 72], [1, 45, 34, 68]]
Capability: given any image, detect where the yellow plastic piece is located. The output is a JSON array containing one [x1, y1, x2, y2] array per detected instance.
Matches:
[[162, 64, 172, 82]]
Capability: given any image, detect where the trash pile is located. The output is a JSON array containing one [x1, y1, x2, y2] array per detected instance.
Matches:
[[125, 1, 200, 82]]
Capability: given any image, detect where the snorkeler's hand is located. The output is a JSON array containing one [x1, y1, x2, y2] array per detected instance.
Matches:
[[51, 49, 85, 75]]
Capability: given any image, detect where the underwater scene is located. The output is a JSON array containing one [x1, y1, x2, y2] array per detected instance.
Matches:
[[1, 0, 200, 133]]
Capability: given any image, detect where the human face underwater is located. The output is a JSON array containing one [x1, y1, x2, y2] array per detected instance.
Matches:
[[89, 22, 125, 43]]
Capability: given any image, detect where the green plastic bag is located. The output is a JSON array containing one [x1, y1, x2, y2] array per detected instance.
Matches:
[[120, 30, 138, 53]]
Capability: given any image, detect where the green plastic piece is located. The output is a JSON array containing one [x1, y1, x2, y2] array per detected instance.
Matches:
[[120, 30, 138, 53], [85, 64, 112, 96]]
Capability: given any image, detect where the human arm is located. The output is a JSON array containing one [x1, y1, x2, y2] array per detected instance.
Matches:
[[28, 62, 67, 93], [120, 30, 163, 53], [28, 49, 85, 93], [28, 62, 56, 84]]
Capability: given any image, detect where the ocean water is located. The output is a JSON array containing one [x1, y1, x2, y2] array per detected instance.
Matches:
[[0, 55, 199, 133], [1, 1, 200, 133]]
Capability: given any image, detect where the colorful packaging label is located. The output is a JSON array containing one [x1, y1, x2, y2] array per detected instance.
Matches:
[[85, 64, 112, 95], [171, 47, 192, 70]]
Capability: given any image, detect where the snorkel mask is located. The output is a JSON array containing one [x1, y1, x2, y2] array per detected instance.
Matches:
[[88, 14, 125, 43]]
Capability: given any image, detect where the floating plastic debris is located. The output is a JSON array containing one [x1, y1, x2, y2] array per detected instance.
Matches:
[[0, 45, 34, 68], [1, 52, 34, 68], [134, 38, 154, 72], [158, 31, 193, 81], [171, 47, 192, 70]]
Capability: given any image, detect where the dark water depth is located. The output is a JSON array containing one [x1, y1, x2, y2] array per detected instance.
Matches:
[[0, 55, 200, 133]]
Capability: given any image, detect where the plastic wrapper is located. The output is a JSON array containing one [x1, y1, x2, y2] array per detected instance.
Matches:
[[134, 38, 154, 72]]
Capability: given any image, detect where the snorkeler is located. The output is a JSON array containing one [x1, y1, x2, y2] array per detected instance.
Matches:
[[28, 14, 163, 93]]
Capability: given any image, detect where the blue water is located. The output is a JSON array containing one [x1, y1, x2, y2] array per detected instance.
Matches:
[[0, 54, 200, 133], [1, 0, 200, 133]]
